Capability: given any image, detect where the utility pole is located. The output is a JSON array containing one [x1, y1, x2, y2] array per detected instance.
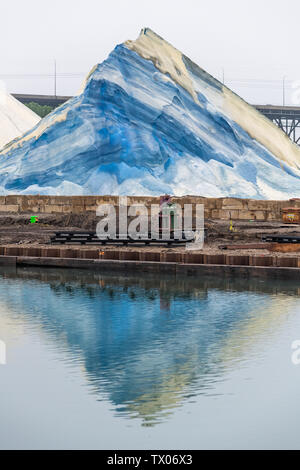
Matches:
[[54, 59, 57, 98]]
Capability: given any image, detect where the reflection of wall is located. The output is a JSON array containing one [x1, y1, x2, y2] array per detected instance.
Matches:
[[0, 267, 298, 425]]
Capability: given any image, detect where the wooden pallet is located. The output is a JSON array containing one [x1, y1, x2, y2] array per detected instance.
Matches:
[[262, 234, 300, 243], [50, 231, 194, 246]]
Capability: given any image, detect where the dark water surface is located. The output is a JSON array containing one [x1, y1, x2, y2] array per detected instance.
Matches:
[[0, 266, 300, 449]]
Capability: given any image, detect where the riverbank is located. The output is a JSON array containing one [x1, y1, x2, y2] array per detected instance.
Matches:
[[1, 214, 300, 256], [1, 208, 300, 278]]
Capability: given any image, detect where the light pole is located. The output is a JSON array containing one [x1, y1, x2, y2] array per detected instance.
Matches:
[[283, 75, 286, 106], [54, 59, 57, 98]]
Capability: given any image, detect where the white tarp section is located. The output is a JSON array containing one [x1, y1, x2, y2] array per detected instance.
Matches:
[[0, 84, 40, 149]]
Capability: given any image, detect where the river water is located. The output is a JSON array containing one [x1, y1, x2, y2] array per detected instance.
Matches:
[[0, 266, 300, 449]]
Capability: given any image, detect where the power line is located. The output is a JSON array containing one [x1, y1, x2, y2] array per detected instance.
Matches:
[[0, 73, 85, 79], [0, 73, 296, 82], [1, 72, 298, 104], [0, 72, 297, 90]]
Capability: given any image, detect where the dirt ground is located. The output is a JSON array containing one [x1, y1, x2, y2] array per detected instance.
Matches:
[[0, 213, 300, 257]]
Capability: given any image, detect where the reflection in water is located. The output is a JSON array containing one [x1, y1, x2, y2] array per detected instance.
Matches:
[[0, 267, 299, 426]]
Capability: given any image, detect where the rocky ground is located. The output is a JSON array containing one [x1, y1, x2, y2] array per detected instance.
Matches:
[[0, 213, 299, 258]]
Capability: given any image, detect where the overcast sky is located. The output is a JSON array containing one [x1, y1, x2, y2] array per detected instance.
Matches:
[[1, 0, 300, 105]]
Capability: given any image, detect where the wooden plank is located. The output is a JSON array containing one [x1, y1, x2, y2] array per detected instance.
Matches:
[[219, 243, 270, 250], [267, 243, 300, 253]]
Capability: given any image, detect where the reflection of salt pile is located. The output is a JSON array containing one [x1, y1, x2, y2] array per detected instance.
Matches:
[[0, 86, 40, 149]]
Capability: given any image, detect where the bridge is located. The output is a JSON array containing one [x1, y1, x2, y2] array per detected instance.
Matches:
[[255, 105, 300, 145], [13, 94, 70, 107], [13, 94, 300, 146]]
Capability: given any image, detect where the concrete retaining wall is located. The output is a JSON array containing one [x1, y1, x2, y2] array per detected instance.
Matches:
[[0, 195, 298, 221]]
